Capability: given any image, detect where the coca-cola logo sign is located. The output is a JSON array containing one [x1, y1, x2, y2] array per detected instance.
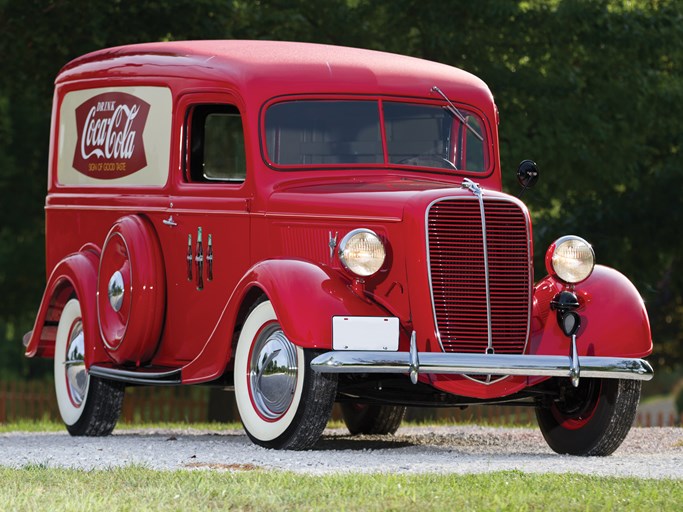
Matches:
[[72, 92, 150, 178]]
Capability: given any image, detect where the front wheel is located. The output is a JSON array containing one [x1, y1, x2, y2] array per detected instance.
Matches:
[[234, 300, 337, 450], [535, 378, 641, 456], [54, 298, 124, 436]]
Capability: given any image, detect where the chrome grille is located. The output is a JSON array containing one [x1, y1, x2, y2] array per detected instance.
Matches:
[[427, 198, 531, 354]]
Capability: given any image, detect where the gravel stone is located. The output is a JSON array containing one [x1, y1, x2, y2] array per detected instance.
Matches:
[[1, 426, 681, 478]]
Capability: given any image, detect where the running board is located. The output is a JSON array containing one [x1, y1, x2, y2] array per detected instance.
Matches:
[[89, 364, 182, 386]]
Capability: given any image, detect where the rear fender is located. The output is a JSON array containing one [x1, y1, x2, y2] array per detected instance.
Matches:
[[529, 265, 652, 359], [24, 247, 108, 366]]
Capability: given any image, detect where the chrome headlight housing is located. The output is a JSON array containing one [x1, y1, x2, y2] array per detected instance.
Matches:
[[338, 229, 386, 277], [546, 235, 595, 284]]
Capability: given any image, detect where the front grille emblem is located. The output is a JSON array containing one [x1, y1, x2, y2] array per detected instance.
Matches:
[[328, 231, 338, 260]]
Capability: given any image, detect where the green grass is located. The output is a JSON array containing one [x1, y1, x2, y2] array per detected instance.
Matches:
[[0, 466, 679, 511], [0, 417, 534, 434], [1, 422, 679, 510], [0, 419, 65, 433]]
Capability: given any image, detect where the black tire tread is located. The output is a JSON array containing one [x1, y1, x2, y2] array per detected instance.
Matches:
[[280, 354, 337, 450], [535, 378, 641, 456], [584, 379, 641, 456], [341, 403, 406, 436], [66, 377, 124, 437]]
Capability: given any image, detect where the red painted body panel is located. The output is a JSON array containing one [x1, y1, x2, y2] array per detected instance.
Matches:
[[96, 215, 166, 364], [426, 265, 653, 400], [529, 265, 652, 359], [25, 249, 108, 366], [57, 41, 496, 117], [28, 41, 652, 403], [179, 259, 399, 383]]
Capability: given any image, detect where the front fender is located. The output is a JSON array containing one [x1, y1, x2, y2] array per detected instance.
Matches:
[[180, 259, 392, 384], [247, 259, 391, 348], [24, 248, 108, 366], [529, 264, 652, 359]]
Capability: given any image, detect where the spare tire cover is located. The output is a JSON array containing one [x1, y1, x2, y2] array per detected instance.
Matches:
[[97, 215, 166, 364]]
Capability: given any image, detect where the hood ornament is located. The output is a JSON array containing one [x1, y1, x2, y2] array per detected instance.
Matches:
[[461, 178, 483, 199]]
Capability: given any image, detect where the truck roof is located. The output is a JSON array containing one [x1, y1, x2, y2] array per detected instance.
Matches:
[[56, 40, 493, 106]]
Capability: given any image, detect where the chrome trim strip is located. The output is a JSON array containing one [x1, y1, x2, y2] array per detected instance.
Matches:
[[310, 351, 654, 381], [461, 179, 493, 353], [409, 331, 419, 384], [570, 333, 580, 387], [461, 372, 509, 386]]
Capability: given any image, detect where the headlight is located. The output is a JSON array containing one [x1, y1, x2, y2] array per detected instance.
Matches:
[[338, 229, 386, 277], [546, 235, 595, 284]]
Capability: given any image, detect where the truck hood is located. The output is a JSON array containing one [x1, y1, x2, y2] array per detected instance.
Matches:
[[266, 175, 500, 221]]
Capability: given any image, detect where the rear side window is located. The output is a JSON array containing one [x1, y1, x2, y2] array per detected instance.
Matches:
[[188, 104, 246, 182]]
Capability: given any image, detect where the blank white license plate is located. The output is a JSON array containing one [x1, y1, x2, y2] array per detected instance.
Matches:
[[332, 316, 399, 351]]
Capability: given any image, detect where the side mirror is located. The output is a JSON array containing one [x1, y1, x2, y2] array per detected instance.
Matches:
[[516, 160, 539, 197]]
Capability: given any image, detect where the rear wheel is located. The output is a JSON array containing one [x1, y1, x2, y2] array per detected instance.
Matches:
[[535, 378, 641, 456], [234, 300, 337, 450], [54, 298, 124, 436], [341, 403, 406, 435]]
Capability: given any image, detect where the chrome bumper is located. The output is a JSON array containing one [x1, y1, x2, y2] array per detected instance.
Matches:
[[310, 334, 654, 384]]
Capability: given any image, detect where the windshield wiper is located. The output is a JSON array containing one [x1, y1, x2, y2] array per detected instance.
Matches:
[[431, 86, 484, 142]]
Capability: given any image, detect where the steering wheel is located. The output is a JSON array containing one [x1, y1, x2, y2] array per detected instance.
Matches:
[[397, 154, 457, 170]]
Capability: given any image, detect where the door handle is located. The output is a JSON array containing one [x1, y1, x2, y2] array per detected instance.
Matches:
[[163, 215, 177, 227]]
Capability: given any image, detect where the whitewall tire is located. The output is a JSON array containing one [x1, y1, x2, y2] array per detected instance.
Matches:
[[234, 300, 337, 449], [54, 298, 124, 436]]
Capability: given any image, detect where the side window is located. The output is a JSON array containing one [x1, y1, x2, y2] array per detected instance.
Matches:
[[188, 104, 246, 182], [458, 116, 486, 172]]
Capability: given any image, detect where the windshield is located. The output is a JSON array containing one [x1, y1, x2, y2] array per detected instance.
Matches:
[[264, 99, 488, 172]]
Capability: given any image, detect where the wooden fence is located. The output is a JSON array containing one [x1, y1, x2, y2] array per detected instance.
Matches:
[[0, 380, 209, 424], [1, 380, 680, 427]]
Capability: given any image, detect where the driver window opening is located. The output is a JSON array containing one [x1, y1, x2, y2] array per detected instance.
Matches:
[[188, 104, 246, 182]]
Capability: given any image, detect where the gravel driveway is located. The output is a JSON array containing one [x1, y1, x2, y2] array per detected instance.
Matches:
[[1, 426, 681, 479]]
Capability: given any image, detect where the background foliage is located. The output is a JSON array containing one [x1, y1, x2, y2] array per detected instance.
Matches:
[[0, 0, 681, 380]]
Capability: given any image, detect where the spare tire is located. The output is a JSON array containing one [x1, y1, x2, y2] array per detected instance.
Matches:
[[97, 215, 166, 364]]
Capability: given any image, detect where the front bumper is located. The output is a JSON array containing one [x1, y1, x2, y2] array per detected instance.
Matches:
[[310, 334, 654, 384]]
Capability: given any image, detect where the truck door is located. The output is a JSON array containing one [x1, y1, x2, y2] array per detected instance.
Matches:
[[154, 92, 251, 365]]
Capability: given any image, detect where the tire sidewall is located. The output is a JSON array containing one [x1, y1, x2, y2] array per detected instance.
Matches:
[[234, 301, 306, 442], [54, 298, 90, 426]]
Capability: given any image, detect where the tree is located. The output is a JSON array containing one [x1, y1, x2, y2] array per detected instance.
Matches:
[[0, 0, 242, 378], [1, 0, 680, 379]]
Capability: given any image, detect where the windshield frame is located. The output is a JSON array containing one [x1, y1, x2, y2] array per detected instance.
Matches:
[[259, 94, 494, 177]]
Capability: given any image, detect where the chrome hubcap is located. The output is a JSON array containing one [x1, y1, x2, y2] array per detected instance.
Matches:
[[65, 320, 87, 406], [249, 325, 298, 420], [108, 270, 124, 312]]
